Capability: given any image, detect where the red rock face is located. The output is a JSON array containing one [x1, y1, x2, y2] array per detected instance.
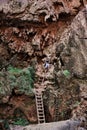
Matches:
[[0, 0, 86, 127], [0, 0, 84, 60]]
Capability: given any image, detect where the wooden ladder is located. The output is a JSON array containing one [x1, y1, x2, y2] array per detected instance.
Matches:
[[35, 89, 45, 124]]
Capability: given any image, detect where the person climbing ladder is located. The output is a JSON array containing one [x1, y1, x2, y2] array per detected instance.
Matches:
[[44, 60, 50, 72]]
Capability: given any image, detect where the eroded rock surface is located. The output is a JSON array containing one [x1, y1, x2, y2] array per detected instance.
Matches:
[[0, 0, 84, 23], [54, 8, 87, 126], [56, 9, 87, 78], [0, 0, 87, 129]]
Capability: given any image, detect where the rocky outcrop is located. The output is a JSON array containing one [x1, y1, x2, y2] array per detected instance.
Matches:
[[0, 0, 84, 23], [56, 8, 87, 78], [54, 8, 87, 124], [0, 0, 85, 65]]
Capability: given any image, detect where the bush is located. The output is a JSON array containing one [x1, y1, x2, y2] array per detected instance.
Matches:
[[0, 66, 35, 95], [63, 70, 70, 77], [12, 117, 29, 126]]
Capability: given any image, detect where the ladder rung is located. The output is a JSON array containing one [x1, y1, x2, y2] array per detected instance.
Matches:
[[38, 119, 45, 121], [37, 102, 43, 104], [38, 118, 45, 120], [38, 115, 44, 117], [37, 111, 44, 113], [36, 100, 42, 102], [37, 103, 43, 105], [38, 110, 44, 114], [38, 111, 44, 112], [38, 113, 44, 115], [37, 104, 43, 106], [37, 106, 43, 108], [37, 100, 43, 102], [37, 105, 43, 107], [36, 101, 42, 103], [37, 112, 44, 115], [38, 115, 45, 117], [38, 117, 45, 119], [37, 101, 43, 103], [37, 98, 42, 100], [38, 109, 43, 111], [36, 99, 42, 101], [38, 112, 44, 114], [37, 108, 43, 110]]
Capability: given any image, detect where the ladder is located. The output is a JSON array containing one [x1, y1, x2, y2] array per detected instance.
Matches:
[[35, 89, 45, 124]]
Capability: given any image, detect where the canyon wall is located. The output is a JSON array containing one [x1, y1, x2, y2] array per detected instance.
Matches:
[[0, 0, 87, 129]]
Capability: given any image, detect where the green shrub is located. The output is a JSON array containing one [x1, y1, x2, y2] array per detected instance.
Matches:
[[0, 66, 35, 95], [12, 117, 29, 126], [63, 70, 70, 77]]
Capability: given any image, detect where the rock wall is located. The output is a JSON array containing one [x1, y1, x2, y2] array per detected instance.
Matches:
[[0, 0, 87, 129], [0, 0, 85, 65], [53, 7, 87, 126]]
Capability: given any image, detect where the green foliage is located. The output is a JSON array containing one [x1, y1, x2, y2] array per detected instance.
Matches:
[[0, 66, 35, 95], [63, 70, 70, 77], [12, 118, 29, 126], [8, 66, 35, 94], [3, 119, 10, 130], [0, 119, 10, 130], [8, 66, 22, 74]]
